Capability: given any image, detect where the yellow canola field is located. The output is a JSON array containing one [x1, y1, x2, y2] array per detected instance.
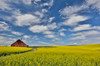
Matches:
[[0, 46, 32, 56], [0, 44, 100, 66]]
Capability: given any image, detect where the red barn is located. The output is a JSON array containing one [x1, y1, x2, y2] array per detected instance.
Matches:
[[11, 39, 28, 47]]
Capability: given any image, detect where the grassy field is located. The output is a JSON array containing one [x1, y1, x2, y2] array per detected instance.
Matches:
[[0, 46, 32, 56], [0, 44, 100, 66]]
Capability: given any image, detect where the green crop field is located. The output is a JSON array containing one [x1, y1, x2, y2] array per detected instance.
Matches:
[[0, 44, 100, 66]]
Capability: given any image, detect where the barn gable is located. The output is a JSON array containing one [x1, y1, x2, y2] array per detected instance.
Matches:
[[11, 39, 28, 47]]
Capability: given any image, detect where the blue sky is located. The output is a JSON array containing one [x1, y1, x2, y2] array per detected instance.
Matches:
[[0, 0, 100, 46]]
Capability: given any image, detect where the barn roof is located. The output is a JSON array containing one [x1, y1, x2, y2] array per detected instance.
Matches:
[[11, 39, 28, 47]]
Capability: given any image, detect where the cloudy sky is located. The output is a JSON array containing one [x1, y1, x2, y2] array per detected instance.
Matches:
[[0, 0, 100, 46]]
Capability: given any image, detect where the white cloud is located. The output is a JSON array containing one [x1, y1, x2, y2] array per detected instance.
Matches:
[[71, 35, 86, 40], [29, 22, 57, 33], [73, 24, 100, 31], [13, 9, 21, 16], [60, 5, 88, 16], [0, 36, 16, 46], [71, 30, 100, 40], [32, 35, 39, 40], [47, 22, 57, 30], [73, 30, 100, 36], [60, 32, 66, 36], [48, 17, 55, 22], [71, 30, 100, 44], [93, 26, 100, 30], [22, 0, 32, 5], [41, 0, 54, 9], [33, 0, 41, 4], [59, 28, 66, 32], [0, 21, 10, 31], [15, 14, 40, 26], [59, 2, 91, 28], [29, 23, 58, 39], [11, 31, 23, 36], [52, 38, 60, 41], [0, 0, 11, 10], [34, 0, 41, 2], [59, 28, 66, 36], [34, 11, 44, 18], [86, 0, 99, 5], [0, 9, 21, 22], [44, 31, 57, 39], [38, 41, 54, 46], [63, 14, 89, 26], [49, 0, 54, 7], [82, 30, 100, 36], [29, 25, 48, 33], [73, 43, 78, 45], [43, 31, 54, 35], [29, 25, 57, 39], [23, 35, 30, 39], [45, 34, 55, 38], [0, 33, 14, 37], [42, 3, 49, 6], [86, 0, 100, 11], [42, 9, 48, 13], [73, 24, 92, 31]]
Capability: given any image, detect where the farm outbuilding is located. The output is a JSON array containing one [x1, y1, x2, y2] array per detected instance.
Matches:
[[11, 39, 28, 47]]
